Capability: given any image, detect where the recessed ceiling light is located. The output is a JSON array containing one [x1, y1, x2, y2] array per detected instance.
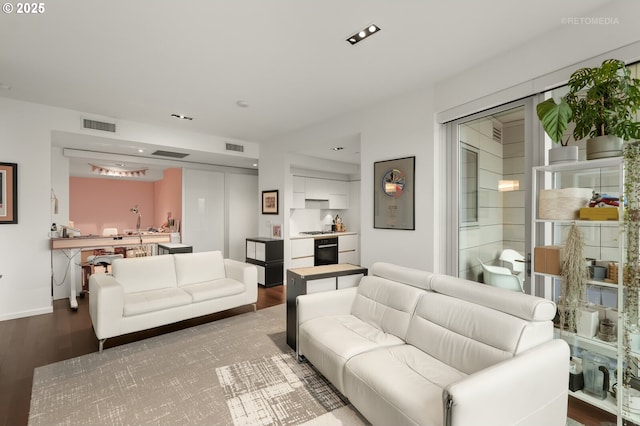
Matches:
[[137, 149, 144, 153], [346, 24, 381, 45], [170, 113, 193, 120], [236, 100, 250, 108], [331, 147, 344, 151], [253, 163, 258, 167]]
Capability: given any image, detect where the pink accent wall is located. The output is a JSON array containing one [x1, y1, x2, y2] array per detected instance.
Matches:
[[154, 168, 182, 229], [70, 177, 156, 236]]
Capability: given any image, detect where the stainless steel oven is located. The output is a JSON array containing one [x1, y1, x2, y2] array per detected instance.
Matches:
[[314, 236, 338, 265]]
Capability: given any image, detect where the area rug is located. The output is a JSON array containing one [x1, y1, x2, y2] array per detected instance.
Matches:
[[29, 304, 583, 426], [28, 305, 365, 425]]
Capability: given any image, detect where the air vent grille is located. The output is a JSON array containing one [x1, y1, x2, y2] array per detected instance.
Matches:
[[492, 126, 503, 143], [225, 143, 244, 153], [151, 150, 189, 159], [83, 119, 116, 133]]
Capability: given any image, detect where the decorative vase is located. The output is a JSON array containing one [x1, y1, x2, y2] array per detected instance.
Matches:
[[587, 135, 623, 160], [549, 145, 578, 165]]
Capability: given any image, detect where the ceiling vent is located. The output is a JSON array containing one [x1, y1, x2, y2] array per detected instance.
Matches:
[[151, 150, 189, 159], [492, 125, 503, 144], [225, 143, 244, 153], [83, 119, 116, 133]]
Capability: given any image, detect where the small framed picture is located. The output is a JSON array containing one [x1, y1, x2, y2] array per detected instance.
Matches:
[[271, 223, 282, 238], [0, 162, 18, 224], [262, 190, 279, 215]]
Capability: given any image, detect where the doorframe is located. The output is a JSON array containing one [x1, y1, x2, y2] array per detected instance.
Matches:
[[445, 96, 545, 295]]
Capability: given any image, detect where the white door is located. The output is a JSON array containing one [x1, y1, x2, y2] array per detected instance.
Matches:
[[182, 169, 225, 253]]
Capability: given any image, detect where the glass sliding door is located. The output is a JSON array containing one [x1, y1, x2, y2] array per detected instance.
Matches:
[[446, 98, 540, 294]]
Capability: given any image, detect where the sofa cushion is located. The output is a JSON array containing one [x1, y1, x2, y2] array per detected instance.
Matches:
[[350, 275, 425, 341], [370, 262, 434, 291], [112, 255, 178, 294], [430, 274, 556, 321], [123, 288, 192, 317], [298, 314, 405, 394], [181, 278, 245, 302], [174, 251, 227, 286], [344, 345, 466, 426], [406, 291, 552, 375]]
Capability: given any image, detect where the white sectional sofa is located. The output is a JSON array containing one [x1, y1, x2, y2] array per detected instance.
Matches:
[[89, 251, 257, 352], [296, 262, 569, 426]]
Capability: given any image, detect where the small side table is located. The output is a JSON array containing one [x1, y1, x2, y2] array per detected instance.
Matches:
[[158, 243, 193, 255]]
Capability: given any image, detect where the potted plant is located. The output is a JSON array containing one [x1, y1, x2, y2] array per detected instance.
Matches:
[[536, 96, 577, 164], [565, 59, 640, 159], [537, 59, 640, 162]]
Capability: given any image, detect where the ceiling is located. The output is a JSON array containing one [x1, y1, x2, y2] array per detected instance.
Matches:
[[0, 0, 613, 174]]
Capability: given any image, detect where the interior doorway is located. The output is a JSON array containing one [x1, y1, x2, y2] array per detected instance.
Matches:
[[446, 99, 539, 294]]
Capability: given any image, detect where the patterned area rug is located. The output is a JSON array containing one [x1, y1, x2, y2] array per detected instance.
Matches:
[[29, 303, 582, 426], [29, 305, 363, 425]]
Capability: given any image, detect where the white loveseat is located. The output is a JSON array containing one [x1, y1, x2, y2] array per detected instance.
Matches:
[[296, 262, 569, 426], [89, 251, 257, 352]]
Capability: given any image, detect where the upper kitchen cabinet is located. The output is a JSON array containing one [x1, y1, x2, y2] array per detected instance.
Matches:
[[292, 176, 349, 209]]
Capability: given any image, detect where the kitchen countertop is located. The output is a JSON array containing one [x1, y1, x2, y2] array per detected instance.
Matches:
[[290, 231, 357, 240]]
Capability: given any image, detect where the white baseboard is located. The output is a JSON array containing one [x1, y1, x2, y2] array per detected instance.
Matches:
[[0, 306, 53, 321]]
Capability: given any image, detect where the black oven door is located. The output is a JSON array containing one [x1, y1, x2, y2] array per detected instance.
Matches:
[[314, 237, 338, 266]]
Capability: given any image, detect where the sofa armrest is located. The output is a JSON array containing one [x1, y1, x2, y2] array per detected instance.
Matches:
[[443, 339, 569, 426], [224, 258, 258, 303], [297, 287, 358, 326], [88, 274, 124, 340]]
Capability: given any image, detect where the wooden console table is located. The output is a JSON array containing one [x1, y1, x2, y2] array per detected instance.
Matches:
[[51, 233, 171, 310], [286, 264, 368, 350]]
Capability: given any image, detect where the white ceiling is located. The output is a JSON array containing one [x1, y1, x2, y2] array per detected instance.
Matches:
[[0, 0, 613, 173]]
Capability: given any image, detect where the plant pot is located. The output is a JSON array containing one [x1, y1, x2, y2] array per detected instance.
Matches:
[[587, 135, 623, 160], [549, 145, 578, 164]]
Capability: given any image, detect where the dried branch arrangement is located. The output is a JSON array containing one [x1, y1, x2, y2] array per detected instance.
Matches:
[[559, 222, 588, 333]]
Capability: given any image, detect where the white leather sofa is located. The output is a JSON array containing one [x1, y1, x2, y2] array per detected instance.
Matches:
[[296, 262, 569, 426], [89, 251, 257, 352]]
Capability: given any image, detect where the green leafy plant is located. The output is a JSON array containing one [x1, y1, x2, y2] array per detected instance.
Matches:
[[565, 59, 640, 141], [536, 59, 640, 146], [536, 98, 573, 145]]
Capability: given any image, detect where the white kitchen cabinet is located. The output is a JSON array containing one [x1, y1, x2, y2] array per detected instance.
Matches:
[[292, 176, 306, 209], [338, 234, 358, 264], [338, 250, 357, 265], [304, 177, 329, 200], [291, 238, 314, 258], [290, 256, 314, 268]]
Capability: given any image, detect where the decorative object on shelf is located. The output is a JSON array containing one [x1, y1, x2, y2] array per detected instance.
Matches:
[[538, 187, 592, 220], [0, 162, 18, 224], [558, 222, 588, 333], [261, 190, 279, 215], [373, 156, 415, 230], [565, 59, 640, 160], [624, 141, 640, 389], [271, 223, 282, 239]]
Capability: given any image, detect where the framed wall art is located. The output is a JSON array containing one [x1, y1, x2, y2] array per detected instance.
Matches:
[[262, 190, 279, 215], [374, 156, 415, 230], [0, 162, 17, 224]]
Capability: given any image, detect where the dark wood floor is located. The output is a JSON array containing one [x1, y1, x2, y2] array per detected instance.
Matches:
[[0, 285, 615, 426]]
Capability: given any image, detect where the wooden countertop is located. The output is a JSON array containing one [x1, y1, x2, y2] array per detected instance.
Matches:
[[287, 263, 367, 279], [51, 233, 171, 250]]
